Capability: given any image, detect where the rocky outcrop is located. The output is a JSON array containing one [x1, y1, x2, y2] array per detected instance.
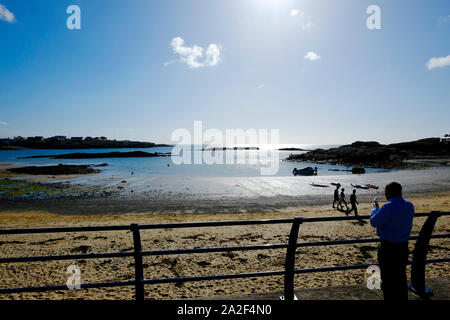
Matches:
[[7, 164, 101, 175], [285, 138, 450, 169]]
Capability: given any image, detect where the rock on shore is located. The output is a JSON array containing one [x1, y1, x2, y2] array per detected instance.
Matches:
[[285, 138, 450, 169], [7, 164, 101, 175]]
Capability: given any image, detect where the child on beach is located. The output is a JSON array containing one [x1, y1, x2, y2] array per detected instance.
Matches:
[[338, 188, 348, 211]]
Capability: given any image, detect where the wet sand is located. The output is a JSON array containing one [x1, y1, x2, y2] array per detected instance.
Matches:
[[0, 164, 97, 183], [0, 191, 449, 300], [1, 166, 449, 215]]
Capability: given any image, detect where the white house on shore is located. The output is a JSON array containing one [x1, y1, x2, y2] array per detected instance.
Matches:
[[440, 134, 450, 144]]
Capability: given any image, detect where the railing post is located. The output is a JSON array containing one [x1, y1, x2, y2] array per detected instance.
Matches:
[[131, 223, 145, 301], [282, 217, 303, 301], [409, 211, 441, 300]]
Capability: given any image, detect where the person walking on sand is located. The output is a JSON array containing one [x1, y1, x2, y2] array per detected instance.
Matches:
[[370, 182, 414, 300], [337, 188, 348, 211], [347, 189, 358, 216], [332, 184, 340, 209]]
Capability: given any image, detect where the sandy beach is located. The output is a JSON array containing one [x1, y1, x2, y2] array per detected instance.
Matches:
[[0, 190, 449, 300]]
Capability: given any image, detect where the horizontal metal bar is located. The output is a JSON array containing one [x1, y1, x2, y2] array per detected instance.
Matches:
[[1, 258, 448, 294], [299, 211, 449, 223], [142, 257, 450, 286], [427, 234, 450, 239], [424, 257, 450, 264], [0, 212, 448, 235], [0, 225, 131, 235], [140, 234, 449, 257], [0, 280, 135, 294], [0, 219, 293, 235], [297, 238, 380, 247], [296, 234, 450, 248], [142, 270, 286, 285], [142, 243, 288, 257], [294, 263, 375, 274], [1, 234, 448, 264], [138, 219, 295, 230], [293, 258, 450, 274], [0, 251, 133, 264]]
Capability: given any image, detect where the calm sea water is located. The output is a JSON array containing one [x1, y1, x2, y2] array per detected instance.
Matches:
[[0, 146, 390, 178]]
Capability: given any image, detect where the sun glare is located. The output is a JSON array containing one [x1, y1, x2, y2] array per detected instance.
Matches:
[[256, 0, 299, 15], [258, 0, 295, 8]]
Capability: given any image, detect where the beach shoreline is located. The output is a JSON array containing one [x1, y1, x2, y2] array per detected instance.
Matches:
[[1, 164, 449, 214]]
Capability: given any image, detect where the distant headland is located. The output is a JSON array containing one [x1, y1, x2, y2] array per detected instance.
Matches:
[[0, 135, 172, 150]]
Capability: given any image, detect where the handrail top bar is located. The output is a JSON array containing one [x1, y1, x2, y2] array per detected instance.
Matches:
[[0, 224, 131, 235], [0, 211, 448, 235]]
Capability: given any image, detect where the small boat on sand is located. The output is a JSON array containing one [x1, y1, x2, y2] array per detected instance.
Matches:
[[366, 184, 379, 189], [311, 182, 329, 188], [352, 184, 369, 189]]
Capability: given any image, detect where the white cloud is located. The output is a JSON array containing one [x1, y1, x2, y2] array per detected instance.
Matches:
[[0, 121, 8, 126], [304, 51, 321, 61], [205, 43, 221, 66], [301, 22, 315, 30], [426, 55, 450, 70], [0, 4, 15, 23], [163, 60, 176, 67], [257, 84, 265, 89], [166, 37, 221, 69], [290, 9, 304, 17], [438, 15, 450, 24]]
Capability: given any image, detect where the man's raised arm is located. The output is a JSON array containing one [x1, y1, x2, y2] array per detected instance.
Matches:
[[370, 204, 391, 227]]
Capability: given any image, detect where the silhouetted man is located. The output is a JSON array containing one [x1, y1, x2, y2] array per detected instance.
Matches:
[[332, 184, 340, 209], [347, 189, 358, 216], [370, 182, 414, 300]]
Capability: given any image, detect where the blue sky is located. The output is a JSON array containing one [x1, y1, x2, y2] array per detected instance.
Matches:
[[0, 0, 449, 145]]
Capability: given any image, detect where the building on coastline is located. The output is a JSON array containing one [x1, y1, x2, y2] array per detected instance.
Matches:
[[70, 137, 83, 142], [49, 136, 67, 141], [26, 136, 43, 142], [12, 136, 25, 142], [84, 136, 103, 141], [0, 138, 11, 145], [440, 134, 450, 144]]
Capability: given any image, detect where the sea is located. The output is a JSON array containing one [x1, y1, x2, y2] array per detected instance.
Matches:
[[0, 144, 390, 178]]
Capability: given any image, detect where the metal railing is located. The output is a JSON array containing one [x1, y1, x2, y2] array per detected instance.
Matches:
[[0, 211, 448, 300]]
